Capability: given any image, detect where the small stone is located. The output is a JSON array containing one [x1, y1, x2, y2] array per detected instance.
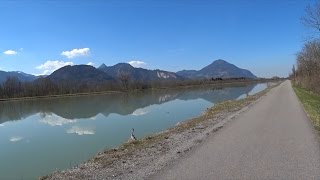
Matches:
[[195, 125, 206, 129]]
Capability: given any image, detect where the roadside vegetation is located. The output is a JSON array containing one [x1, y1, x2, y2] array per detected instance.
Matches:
[[291, 1, 320, 95], [291, 1, 320, 130], [293, 85, 320, 130]]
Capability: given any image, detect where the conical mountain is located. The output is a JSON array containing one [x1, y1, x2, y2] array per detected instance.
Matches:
[[177, 59, 256, 79]]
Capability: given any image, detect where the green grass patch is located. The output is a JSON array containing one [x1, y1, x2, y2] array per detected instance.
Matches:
[[293, 85, 320, 130]]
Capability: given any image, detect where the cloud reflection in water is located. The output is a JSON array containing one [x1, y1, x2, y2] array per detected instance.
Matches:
[[66, 125, 95, 135], [9, 136, 23, 142], [39, 113, 77, 126], [131, 108, 149, 116]]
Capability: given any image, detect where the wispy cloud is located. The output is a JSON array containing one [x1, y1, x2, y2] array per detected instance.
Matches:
[[39, 113, 77, 126], [36, 60, 74, 75], [0, 124, 4, 127], [10, 136, 23, 142], [61, 48, 90, 59], [87, 62, 94, 66], [66, 125, 95, 135], [3, 50, 17, 55], [128, 60, 146, 68]]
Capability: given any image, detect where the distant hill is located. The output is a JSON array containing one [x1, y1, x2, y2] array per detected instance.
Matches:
[[0, 71, 37, 83], [177, 59, 257, 79], [98, 63, 183, 82], [47, 65, 114, 85]]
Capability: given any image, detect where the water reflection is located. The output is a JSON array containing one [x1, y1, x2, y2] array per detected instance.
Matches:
[[0, 83, 257, 124], [0, 83, 269, 179], [66, 125, 95, 135], [9, 136, 23, 142], [132, 108, 149, 116], [39, 113, 77, 126]]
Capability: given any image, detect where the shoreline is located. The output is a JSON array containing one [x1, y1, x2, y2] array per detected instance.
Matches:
[[0, 79, 279, 102], [41, 81, 282, 180]]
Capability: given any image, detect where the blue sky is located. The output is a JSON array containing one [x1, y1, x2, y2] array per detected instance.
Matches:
[[0, 0, 315, 77]]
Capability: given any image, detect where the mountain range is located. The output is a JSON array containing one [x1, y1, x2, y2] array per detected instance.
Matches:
[[0, 70, 37, 84], [98, 63, 183, 82], [0, 59, 257, 85]]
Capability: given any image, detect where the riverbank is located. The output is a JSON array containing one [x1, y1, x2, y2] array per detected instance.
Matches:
[[41, 82, 281, 180], [0, 79, 279, 102], [293, 85, 320, 131]]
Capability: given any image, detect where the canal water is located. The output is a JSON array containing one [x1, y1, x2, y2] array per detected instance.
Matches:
[[0, 83, 270, 179]]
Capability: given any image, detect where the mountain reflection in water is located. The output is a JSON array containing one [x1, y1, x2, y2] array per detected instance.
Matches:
[[0, 83, 257, 123]]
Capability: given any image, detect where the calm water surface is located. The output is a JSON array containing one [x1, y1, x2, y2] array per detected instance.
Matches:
[[0, 83, 270, 179]]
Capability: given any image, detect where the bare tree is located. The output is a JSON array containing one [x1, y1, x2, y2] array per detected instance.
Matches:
[[118, 72, 130, 90], [302, 1, 320, 32], [295, 39, 320, 93], [291, 65, 296, 80]]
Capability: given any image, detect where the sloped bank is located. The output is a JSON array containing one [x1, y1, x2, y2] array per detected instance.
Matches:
[[41, 82, 281, 180]]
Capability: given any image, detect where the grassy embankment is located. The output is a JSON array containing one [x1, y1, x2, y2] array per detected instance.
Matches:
[[293, 85, 320, 130]]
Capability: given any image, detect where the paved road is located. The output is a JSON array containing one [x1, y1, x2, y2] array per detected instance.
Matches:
[[152, 81, 320, 180]]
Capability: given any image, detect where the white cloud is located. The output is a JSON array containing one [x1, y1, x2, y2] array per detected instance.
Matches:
[[61, 48, 90, 59], [66, 125, 95, 135], [36, 60, 74, 75], [39, 114, 77, 126], [3, 50, 17, 55], [132, 108, 149, 116], [0, 124, 4, 127], [87, 62, 94, 66], [128, 60, 146, 68], [10, 136, 23, 142]]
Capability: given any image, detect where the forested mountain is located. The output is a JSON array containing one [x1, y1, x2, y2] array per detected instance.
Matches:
[[98, 63, 183, 82], [47, 65, 114, 85], [177, 59, 256, 79]]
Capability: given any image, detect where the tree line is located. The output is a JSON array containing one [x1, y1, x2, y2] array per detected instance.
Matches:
[[0, 75, 270, 100], [292, 1, 320, 95]]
